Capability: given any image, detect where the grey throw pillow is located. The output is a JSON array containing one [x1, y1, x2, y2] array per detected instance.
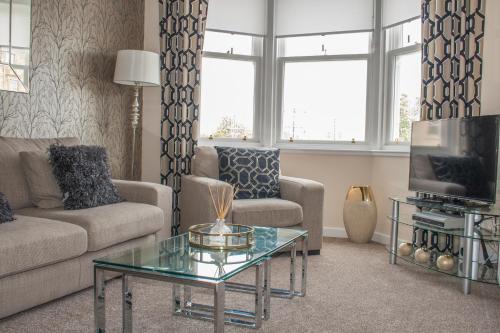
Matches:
[[0, 192, 15, 223], [20, 151, 64, 209], [48, 145, 123, 210]]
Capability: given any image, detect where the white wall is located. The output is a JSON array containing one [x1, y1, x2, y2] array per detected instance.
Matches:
[[141, 1, 500, 240]]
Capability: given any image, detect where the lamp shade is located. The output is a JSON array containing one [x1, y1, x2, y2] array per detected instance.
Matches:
[[113, 50, 160, 87]]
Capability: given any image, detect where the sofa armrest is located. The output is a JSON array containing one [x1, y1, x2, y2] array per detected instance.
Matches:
[[180, 175, 233, 233], [112, 179, 172, 240], [280, 176, 324, 250]]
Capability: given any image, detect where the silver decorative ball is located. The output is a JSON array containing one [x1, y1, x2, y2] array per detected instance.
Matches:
[[436, 254, 454, 271], [398, 242, 413, 256], [415, 247, 431, 264]]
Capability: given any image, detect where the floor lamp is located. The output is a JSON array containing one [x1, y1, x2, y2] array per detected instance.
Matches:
[[113, 49, 160, 179]]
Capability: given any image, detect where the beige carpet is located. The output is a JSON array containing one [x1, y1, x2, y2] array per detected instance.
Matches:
[[1, 239, 500, 333]]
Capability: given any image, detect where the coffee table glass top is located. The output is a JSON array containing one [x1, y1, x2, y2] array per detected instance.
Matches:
[[94, 227, 306, 282]]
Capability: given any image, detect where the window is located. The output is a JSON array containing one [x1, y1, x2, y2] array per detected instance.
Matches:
[[200, 31, 263, 140], [277, 32, 371, 142], [385, 19, 422, 143]]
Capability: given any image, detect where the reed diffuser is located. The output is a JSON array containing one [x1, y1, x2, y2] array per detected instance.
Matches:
[[208, 185, 238, 245]]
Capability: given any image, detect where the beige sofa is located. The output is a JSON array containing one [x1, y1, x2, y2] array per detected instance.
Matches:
[[0, 137, 172, 319], [180, 146, 324, 252]]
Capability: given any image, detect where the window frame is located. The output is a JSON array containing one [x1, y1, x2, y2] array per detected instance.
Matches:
[[274, 32, 375, 149], [382, 25, 421, 149], [200, 30, 264, 144]]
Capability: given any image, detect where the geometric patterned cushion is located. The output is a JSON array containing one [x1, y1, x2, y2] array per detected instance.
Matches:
[[215, 147, 280, 200]]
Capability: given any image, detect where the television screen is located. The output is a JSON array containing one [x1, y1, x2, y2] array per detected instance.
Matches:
[[409, 115, 500, 203]]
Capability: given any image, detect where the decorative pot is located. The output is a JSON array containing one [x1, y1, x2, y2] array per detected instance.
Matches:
[[399, 242, 413, 256], [436, 254, 455, 271], [415, 247, 431, 264], [343, 186, 377, 243]]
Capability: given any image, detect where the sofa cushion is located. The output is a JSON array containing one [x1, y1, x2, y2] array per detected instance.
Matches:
[[231, 198, 303, 227], [0, 137, 80, 210], [192, 146, 219, 179], [215, 146, 281, 199], [0, 215, 87, 278], [19, 151, 64, 209], [48, 145, 123, 210], [17, 202, 164, 252]]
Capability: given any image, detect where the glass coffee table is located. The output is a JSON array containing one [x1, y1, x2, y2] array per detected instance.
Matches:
[[93, 227, 308, 333]]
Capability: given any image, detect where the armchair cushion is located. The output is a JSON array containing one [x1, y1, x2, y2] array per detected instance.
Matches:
[[215, 146, 281, 199], [232, 198, 302, 227]]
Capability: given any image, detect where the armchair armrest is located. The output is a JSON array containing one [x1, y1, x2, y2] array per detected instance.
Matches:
[[180, 175, 233, 233], [280, 176, 324, 251], [112, 179, 172, 240]]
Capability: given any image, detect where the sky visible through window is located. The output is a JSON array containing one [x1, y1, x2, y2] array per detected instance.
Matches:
[[392, 51, 421, 142], [281, 60, 367, 141], [200, 57, 255, 138]]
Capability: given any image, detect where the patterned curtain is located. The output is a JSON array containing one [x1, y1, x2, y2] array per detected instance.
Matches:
[[421, 0, 485, 120], [159, 0, 208, 234]]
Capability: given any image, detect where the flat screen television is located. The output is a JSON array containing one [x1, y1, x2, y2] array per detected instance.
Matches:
[[409, 115, 500, 203]]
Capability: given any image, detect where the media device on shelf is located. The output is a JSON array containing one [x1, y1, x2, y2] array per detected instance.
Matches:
[[408, 115, 500, 206]]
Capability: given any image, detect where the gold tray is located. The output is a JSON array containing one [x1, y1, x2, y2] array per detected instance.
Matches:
[[188, 223, 255, 250]]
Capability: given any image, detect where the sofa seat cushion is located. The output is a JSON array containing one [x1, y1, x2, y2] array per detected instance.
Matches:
[[231, 198, 303, 227], [0, 215, 87, 278], [16, 202, 164, 252]]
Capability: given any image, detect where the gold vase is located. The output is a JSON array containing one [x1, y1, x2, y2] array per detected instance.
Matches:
[[343, 186, 377, 243]]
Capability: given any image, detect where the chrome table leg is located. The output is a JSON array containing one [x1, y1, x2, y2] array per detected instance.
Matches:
[[289, 241, 296, 296], [389, 200, 400, 264], [254, 262, 264, 329], [463, 213, 475, 295], [184, 285, 192, 314], [301, 234, 308, 296], [94, 267, 106, 333], [263, 259, 271, 320], [122, 274, 132, 333], [172, 284, 181, 314], [214, 282, 225, 333]]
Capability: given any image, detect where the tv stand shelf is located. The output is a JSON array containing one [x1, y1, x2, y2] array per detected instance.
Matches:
[[388, 197, 500, 295]]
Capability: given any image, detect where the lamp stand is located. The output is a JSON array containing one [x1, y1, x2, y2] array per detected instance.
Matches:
[[130, 84, 140, 179]]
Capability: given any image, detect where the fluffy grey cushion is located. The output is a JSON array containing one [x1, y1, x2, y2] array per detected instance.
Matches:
[[48, 145, 123, 210], [0, 192, 15, 223]]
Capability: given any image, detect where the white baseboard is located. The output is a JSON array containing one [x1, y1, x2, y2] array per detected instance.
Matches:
[[323, 227, 390, 245]]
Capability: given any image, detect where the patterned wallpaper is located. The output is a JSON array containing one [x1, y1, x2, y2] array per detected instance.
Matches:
[[0, 0, 144, 179]]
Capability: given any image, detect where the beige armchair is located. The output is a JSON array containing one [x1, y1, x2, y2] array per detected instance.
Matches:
[[180, 147, 324, 253]]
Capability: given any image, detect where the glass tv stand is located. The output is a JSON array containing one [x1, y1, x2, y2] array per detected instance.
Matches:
[[388, 197, 500, 295]]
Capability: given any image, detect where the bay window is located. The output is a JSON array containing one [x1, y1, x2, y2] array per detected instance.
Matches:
[[200, 0, 423, 152]]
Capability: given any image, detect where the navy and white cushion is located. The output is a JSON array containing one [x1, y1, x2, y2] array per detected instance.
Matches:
[[215, 147, 280, 200]]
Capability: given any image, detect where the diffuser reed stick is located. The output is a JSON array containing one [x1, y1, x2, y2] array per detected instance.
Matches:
[[209, 185, 238, 220]]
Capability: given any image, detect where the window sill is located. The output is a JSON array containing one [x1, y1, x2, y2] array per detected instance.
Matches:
[[277, 144, 410, 157], [197, 139, 410, 157]]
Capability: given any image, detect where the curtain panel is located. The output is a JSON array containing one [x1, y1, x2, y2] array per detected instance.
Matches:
[[421, 0, 485, 120], [159, 0, 208, 234]]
